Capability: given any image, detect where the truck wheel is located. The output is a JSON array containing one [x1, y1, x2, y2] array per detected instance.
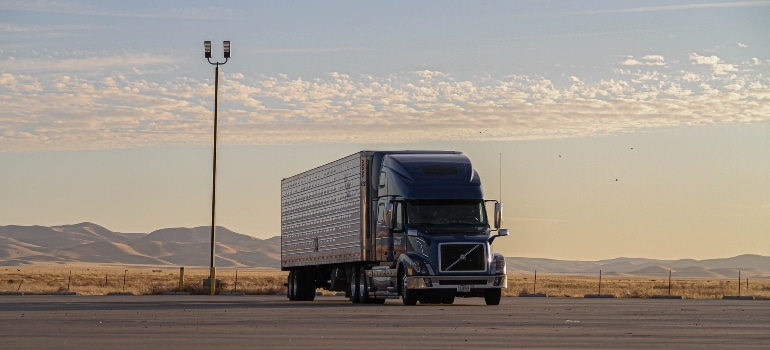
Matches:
[[484, 289, 501, 305], [287, 271, 296, 300], [358, 267, 370, 303], [401, 271, 418, 306], [349, 266, 360, 303], [293, 269, 315, 301], [440, 294, 455, 305], [302, 270, 316, 301]]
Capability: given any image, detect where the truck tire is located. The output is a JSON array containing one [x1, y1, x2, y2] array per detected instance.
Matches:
[[287, 270, 296, 300], [358, 267, 370, 303], [306, 270, 317, 301], [484, 289, 501, 305], [349, 266, 360, 303], [295, 269, 316, 301], [400, 271, 418, 306]]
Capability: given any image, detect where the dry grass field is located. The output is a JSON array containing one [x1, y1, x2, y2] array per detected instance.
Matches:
[[1, 266, 286, 296], [2, 266, 769, 299], [505, 273, 770, 299]]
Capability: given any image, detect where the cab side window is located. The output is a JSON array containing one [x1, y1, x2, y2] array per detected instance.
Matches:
[[393, 202, 404, 231]]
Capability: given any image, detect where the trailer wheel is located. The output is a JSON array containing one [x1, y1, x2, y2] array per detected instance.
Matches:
[[400, 270, 418, 306], [484, 289, 501, 305], [293, 269, 316, 301], [304, 270, 317, 301], [349, 266, 360, 303], [287, 270, 296, 300]]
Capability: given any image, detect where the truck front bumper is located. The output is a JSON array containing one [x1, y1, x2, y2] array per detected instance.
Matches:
[[406, 274, 507, 290]]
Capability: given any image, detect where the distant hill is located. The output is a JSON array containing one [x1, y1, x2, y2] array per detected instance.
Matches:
[[506, 254, 770, 279], [1, 223, 768, 278], [0, 222, 278, 268]]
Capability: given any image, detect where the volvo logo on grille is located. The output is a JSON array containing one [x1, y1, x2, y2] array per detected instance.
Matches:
[[445, 245, 478, 271], [440, 243, 486, 272]]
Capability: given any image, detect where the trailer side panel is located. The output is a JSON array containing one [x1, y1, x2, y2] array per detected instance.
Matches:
[[281, 152, 366, 268]]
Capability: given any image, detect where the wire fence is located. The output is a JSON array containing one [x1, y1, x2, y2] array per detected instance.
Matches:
[[506, 273, 770, 299], [2, 267, 769, 299], [1, 267, 285, 296]]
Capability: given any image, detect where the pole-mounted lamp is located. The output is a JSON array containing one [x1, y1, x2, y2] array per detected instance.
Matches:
[[203, 40, 230, 295]]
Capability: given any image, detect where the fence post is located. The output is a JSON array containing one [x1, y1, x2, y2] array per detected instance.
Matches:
[[179, 267, 185, 292], [598, 270, 602, 295]]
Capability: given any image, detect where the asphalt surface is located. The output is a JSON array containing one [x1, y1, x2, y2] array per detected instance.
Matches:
[[0, 295, 768, 349]]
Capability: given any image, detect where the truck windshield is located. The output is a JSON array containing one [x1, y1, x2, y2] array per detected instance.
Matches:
[[406, 200, 487, 226]]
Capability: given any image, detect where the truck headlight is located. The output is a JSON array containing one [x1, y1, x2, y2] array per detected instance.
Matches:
[[412, 259, 433, 275], [492, 254, 506, 274]]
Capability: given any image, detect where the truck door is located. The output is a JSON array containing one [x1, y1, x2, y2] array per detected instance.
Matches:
[[375, 198, 393, 261], [391, 201, 406, 261]]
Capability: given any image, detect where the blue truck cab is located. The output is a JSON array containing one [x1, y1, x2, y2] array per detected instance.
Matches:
[[281, 151, 508, 305]]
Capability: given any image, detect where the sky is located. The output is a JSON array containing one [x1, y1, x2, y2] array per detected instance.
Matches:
[[1, 0, 769, 261]]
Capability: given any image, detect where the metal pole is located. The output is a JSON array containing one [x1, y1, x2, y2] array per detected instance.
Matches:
[[210, 64, 219, 296], [204, 40, 229, 296], [598, 270, 602, 295], [499, 153, 502, 201]]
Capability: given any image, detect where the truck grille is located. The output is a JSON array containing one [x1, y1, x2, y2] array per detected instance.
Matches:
[[439, 243, 486, 272]]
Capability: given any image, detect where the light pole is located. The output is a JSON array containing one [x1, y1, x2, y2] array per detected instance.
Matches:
[[204, 40, 230, 295]]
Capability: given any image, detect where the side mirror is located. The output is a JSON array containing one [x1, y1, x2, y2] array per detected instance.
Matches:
[[489, 228, 509, 244], [494, 202, 503, 229]]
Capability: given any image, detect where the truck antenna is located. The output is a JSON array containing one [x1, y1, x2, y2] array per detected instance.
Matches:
[[499, 153, 502, 201]]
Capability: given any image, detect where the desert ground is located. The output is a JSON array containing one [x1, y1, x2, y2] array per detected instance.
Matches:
[[2, 264, 769, 299]]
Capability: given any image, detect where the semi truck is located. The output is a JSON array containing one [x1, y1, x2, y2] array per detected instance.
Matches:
[[281, 151, 508, 305]]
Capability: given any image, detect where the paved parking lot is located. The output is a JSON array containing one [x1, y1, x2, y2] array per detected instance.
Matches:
[[1, 295, 768, 349]]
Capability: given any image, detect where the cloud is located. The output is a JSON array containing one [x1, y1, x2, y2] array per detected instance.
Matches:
[[621, 55, 666, 66], [1, 51, 177, 73], [690, 53, 738, 75], [0, 1, 238, 20], [1, 53, 769, 152], [737, 42, 749, 48], [568, 1, 770, 15], [258, 47, 373, 54]]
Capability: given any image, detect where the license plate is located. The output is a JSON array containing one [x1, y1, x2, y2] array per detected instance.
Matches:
[[457, 285, 470, 292]]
